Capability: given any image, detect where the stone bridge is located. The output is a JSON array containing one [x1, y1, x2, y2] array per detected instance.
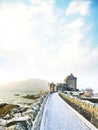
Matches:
[[40, 93, 97, 130], [4, 92, 98, 130]]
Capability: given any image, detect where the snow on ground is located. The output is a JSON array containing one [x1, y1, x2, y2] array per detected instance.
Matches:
[[40, 93, 90, 130]]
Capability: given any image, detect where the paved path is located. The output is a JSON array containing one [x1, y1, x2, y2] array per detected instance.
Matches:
[[40, 93, 90, 130]]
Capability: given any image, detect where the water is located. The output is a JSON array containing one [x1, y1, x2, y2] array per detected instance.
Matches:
[[0, 92, 34, 106]]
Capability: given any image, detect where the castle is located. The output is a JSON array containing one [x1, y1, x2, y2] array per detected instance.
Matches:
[[48, 73, 77, 93]]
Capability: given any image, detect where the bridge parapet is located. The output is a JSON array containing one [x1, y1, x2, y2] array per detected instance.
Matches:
[[33, 93, 50, 130], [59, 92, 98, 129]]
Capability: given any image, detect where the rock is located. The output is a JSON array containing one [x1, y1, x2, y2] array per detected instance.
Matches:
[[0, 103, 7, 108], [6, 125, 16, 130], [0, 118, 7, 130], [14, 94, 20, 96], [0, 104, 19, 118], [6, 116, 32, 130], [14, 113, 22, 118], [23, 94, 40, 100], [36, 101, 42, 107], [12, 107, 28, 114], [37, 98, 43, 104], [22, 109, 36, 121], [32, 106, 39, 115], [3, 114, 13, 120], [0, 118, 7, 126]]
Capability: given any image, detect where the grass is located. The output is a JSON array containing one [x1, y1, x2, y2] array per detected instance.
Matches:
[[0, 104, 19, 117]]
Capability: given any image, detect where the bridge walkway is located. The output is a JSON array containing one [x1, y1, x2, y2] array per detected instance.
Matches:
[[40, 93, 91, 130]]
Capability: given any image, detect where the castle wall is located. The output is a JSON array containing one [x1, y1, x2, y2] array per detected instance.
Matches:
[[48, 74, 77, 93]]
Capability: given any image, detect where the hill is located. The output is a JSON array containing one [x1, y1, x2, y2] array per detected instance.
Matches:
[[0, 79, 48, 94]]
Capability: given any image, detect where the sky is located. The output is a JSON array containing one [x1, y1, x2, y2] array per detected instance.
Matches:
[[0, 0, 98, 92]]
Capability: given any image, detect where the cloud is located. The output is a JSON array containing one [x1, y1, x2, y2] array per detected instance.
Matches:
[[29, 0, 43, 4], [66, 0, 91, 16], [57, 16, 98, 75], [0, 0, 57, 82], [57, 17, 87, 65], [0, 0, 98, 92], [29, 0, 54, 5]]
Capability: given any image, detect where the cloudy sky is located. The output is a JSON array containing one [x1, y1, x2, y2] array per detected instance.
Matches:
[[0, 0, 98, 92]]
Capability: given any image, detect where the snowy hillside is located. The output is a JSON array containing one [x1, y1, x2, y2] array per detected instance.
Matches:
[[0, 79, 48, 94]]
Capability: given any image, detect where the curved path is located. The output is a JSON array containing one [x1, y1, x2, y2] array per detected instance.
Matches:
[[40, 93, 90, 130]]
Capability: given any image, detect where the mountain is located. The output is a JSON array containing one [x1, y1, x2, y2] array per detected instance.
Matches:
[[0, 79, 48, 94]]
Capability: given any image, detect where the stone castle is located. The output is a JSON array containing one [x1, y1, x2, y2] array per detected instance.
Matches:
[[48, 73, 77, 93]]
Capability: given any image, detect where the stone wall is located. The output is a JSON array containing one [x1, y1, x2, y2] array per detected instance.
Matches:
[[33, 93, 50, 130], [59, 92, 98, 128]]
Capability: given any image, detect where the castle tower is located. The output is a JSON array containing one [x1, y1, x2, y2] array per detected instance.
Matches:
[[64, 73, 77, 90]]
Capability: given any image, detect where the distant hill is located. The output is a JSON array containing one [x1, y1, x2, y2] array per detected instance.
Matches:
[[0, 79, 48, 94]]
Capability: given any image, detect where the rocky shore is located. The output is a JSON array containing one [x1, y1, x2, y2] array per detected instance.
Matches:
[[22, 94, 41, 100], [0, 93, 49, 130]]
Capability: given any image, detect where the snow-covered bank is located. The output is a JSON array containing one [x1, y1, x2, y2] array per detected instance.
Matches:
[[0, 94, 49, 130], [40, 93, 92, 130]]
